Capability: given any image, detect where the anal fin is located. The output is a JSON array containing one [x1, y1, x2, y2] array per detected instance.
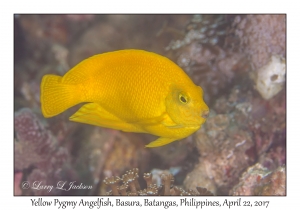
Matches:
[[145, 137, 178, 148], [69, 103, 143, 132]]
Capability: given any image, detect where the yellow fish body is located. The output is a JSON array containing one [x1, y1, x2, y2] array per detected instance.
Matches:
[[41, 49, 209, 147]]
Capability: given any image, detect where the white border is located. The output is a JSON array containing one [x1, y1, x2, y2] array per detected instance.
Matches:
[[2, 0, 297, 209]]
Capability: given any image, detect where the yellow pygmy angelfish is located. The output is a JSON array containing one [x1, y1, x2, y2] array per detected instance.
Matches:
[[40, 49, 209, 147]]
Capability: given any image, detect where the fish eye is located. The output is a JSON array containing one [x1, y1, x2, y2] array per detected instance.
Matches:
[[179, 94, 188, 104]]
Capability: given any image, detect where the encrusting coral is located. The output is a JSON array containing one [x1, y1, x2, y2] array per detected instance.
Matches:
[[104, 168, 213, 196], [232, 15, 286, 71]]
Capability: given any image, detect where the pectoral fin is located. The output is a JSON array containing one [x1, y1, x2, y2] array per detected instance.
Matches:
[[70, 103, 143, 132], [145, 137, 178, 148], [136, 112, 179, 128]]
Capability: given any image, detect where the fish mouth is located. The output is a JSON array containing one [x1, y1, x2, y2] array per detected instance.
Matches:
[[201, 110, 210, 119]]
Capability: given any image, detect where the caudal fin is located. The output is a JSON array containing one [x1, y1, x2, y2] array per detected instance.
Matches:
[[40, 74, 81, 118]]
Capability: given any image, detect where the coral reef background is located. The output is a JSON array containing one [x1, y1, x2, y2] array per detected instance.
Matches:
[[14, 14, 286, 195]]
